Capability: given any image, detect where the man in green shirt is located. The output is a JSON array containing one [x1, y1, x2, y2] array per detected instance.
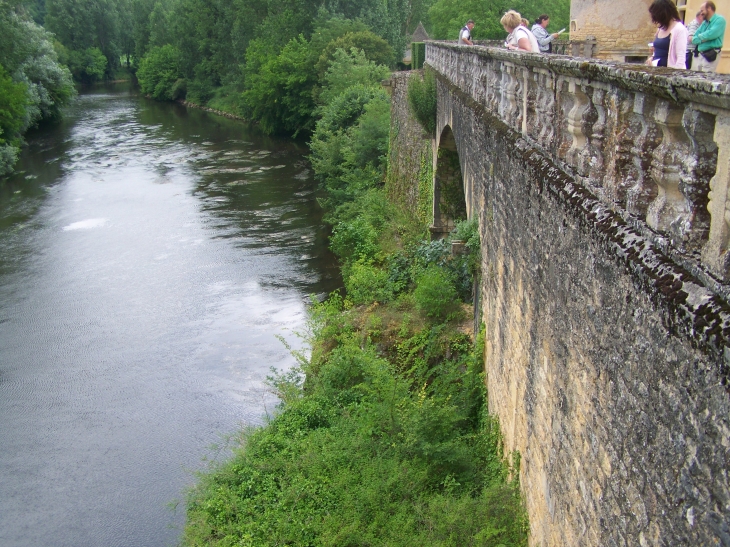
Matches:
[[692, 1, 726, 72]]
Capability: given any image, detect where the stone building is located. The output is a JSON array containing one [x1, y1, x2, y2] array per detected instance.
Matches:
[[570, 0, 730, 73]]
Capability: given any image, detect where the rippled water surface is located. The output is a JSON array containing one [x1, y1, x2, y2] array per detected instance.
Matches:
[[0, 84, 340, 547]]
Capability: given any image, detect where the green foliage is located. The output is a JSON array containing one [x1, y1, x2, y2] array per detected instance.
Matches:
[[427, 0, 570, 41], [407, 67, 436, 135], [317, 47, 390, 106], [315, 30, 393, 78], [67, 47, 106, 82], [309, 85, 389, 209], [0, 65, 29, 144], [183, 316, 528, 547], [0, 64, 28, 176], [137, 44, 183, 100], [45, 0, 121, 77], [413, 264, 459, 320], [242, 35, 318, 136], [412, 41, 425, 69], [330, 216, 380, 263], [0, 3, 74, 178], [344, 260, 393, 305]]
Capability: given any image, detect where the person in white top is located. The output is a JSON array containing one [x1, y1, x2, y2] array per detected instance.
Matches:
[[459, 20, 475, 46], [501, 10, 540, 52]]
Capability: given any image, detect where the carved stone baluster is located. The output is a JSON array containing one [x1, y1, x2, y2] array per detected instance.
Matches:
[[611, 94, 661, 216], [556, 77, 574, 161], [532, 69, 556, 151], [583, 86, 607, 185], [479, 56, 489, 108], [647, 101, 692, 247], [701, 113, 730, 279], [561, 79, 589, 171], [500, 62, 521, 131], [515, 67, 534, 135], [487, 60, 501, 116], [466, 53, 476, 100], [526, 69, 541, 142], [499, 61, 516, 127], [600, 89, 628, 205], [680, 108, 717, 251]]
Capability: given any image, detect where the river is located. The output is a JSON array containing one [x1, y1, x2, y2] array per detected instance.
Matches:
[[0, 84, 340, 547]]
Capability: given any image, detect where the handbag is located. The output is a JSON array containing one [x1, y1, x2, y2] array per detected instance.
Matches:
[[701, 48, 718, 62], [686, 47, 694, 69]]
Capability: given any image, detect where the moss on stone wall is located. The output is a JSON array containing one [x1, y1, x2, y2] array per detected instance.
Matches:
[[385, 72, 434, 229]]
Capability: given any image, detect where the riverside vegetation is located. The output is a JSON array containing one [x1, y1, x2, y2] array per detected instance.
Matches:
[[180, 23, 531, 547]]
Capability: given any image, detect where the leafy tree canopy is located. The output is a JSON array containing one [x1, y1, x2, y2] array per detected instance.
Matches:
[[428, 0, 570, 41]]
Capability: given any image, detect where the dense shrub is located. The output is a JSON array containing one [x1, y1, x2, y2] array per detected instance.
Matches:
[[0, 6, 74, 178], [309, 84, 390, 210], [0, 65, 28, 176], [414, 264, 459, 320], [68, 47, 107, 83], [242, 35, 318, 136], [344, 260, 393, 305], [317, 47, 390, 106], [137, 45, 182, 101], [183, 315, 528, 547], [315, 30, 394, 78], [330, 216, 380, 263], [407, 68, 437, 135]]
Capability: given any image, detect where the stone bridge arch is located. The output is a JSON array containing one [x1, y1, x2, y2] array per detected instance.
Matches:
[[430, 123, 476, 239], [431, 125, 465, 238]]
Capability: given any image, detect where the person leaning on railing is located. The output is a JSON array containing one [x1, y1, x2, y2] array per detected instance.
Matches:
[[501, 10, 540, 53], [692, 1, 726, 72]]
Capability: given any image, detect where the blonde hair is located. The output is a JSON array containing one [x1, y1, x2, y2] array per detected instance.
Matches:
[[501, 10, 522, 31]]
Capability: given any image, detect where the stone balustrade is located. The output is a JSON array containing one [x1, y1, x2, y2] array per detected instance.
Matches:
[[473, 39, 595, 58], [426, 41, 730, 283]]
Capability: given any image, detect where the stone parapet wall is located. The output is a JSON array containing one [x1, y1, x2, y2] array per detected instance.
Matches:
[[425, 41, 730, 546], [426, 42, 730, 287]]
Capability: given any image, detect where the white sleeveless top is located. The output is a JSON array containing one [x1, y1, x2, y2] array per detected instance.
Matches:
[[509, 26, 540, 52]]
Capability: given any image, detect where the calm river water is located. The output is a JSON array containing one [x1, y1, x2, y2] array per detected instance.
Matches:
[[0, 84, 340, 547]]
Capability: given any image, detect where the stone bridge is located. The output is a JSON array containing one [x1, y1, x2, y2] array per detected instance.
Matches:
[[419, 42, 730, 546]]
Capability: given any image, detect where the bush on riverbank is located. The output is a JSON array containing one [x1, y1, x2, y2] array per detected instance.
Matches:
[[183, 298, 528, 546], [0, 4, 75, 178]]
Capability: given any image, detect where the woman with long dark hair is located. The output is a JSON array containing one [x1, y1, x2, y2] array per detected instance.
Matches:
[[648, 0, 688, 68]]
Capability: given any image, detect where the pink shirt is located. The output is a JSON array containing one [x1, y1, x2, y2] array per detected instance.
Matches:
[[667, 22, 688, 69]]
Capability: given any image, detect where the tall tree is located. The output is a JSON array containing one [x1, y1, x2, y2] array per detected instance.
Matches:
[[45, 0, 121, 77]]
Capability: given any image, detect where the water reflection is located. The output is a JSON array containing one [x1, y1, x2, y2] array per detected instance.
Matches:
[[0, 83, 340, 547]]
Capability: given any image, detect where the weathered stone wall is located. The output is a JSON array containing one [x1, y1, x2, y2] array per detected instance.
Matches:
[[425, 43, 730, 547], [570, 0, 655, 61], [384, 71, 433, 224]]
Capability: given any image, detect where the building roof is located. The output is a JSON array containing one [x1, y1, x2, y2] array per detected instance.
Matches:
[[411, 22, 430, 42]]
